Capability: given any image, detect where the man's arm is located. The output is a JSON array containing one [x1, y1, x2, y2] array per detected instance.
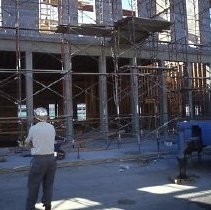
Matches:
[[18, 140, 33, 149], [18, 127, 33, 148]]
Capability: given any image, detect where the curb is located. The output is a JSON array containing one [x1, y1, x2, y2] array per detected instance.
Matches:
[[0, 153, 160, 174]]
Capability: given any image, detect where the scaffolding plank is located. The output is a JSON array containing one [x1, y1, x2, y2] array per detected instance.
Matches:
[[55, 24, 113, 37], [55, 17, 171, 44], [113, 17, 172, 44]]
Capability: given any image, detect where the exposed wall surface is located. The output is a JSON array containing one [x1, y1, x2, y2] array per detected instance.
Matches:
[[169, 0, 187, 43], [198, 0, 211, 46], [138, 0, 156, 18], [61, 0, 78, 25], [2, 0, 38, 35]]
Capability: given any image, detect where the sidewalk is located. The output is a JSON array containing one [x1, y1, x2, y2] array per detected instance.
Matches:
[[0, 138, 178, 173], [1, 138, 211, 210]]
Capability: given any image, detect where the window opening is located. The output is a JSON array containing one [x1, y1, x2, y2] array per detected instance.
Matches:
[[39, 0, 59, 33], [78, 0, 96, 25], [156, 0, 171, 43], [49, 104, 56, 119], [77, 103, 86, 121], [210, 7, 211, 27], [186, 0, 200, 46], [122, 0, 137, 17], [18, 104, 27, 118], [185, 104, 191, 117], [194, 105, 201, 116]]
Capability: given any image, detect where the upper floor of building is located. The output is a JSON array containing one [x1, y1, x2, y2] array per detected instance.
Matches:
[[0, 0, 210, 47]]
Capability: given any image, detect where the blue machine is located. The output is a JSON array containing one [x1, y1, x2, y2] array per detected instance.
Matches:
[[177, 120, 211, 158], [176, 120, 211, 179]]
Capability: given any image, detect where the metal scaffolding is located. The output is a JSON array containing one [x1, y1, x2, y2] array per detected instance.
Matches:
[[0, 0, 210, 151]]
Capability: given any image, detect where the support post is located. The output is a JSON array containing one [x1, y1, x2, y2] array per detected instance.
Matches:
[[25, 51, 33, 131], [63, 42, 74, 142], [130, 58, 141, 149], [159, 60, 168, 131], [99, 43, 108, 144], [183, 62, 193, 118]]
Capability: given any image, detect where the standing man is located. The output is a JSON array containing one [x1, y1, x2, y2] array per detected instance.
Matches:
[[24, 107, 57, 210]]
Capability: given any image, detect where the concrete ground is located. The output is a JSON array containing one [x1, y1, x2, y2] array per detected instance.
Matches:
[[0, 139, 211, 210]]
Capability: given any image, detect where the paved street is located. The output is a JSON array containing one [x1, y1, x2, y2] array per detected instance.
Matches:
[[0, 152, 211, 210]]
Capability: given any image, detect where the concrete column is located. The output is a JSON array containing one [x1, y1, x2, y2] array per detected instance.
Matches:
[[61, 0, 78, 25], [25, 51, 33, 130], [2, 0, 16, 29], [96, 0, 112, 25], [110, 0, 123, 22], [63, 43, 74, 141], [138, 0, 156, 18], [170, 0, 187, 43], [183, 62, 193, 118], [159, 60, 168, 127], [19, 0, 38, 36], [1, 0, 39, 36], [198, 0, 211, 48], [99, 45, 108, 140], [130, 58, 141, 146]]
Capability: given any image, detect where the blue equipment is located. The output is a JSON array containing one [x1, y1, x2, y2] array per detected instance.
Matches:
[[176, 120, 211, 179], [177, 120, 211, 158]]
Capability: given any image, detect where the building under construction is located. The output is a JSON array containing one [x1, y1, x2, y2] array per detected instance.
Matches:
[[0, 0, 210, 148]]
